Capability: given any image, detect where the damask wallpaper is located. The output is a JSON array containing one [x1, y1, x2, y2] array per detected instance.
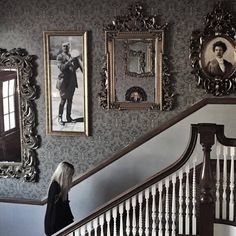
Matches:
[[0, 0, 233, 200]]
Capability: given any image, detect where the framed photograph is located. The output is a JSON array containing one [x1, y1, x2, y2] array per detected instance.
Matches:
[[190, 2, 236, 96], [44, 31, 89, 136], [201, 36, 236, 78]]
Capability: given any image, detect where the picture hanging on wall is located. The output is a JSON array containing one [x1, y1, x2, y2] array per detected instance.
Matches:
[[190, 2, 236, 96], [44, 31, 89, 136]]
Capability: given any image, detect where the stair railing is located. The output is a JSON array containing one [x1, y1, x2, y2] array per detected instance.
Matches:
[[54, 123, 236, 236]]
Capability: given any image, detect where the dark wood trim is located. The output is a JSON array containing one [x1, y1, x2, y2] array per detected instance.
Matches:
[[0, 197, 45, 205], [214, 219, 236, 227], [216, 125, 236, 146], [1, 97, 236, 205]]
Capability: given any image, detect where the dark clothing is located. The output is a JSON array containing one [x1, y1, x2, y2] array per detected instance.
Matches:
[[44, 181, 74, 236], [206, 58, 233, 78], [56, 52, 82, 120], [56, 53, 82, 99]]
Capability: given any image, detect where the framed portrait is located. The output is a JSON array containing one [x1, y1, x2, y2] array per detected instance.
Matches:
[[201, 36, 236, 79], [44, 31, 89, 136], [99, 2, 174, 111], [190, 2, 236, 96]]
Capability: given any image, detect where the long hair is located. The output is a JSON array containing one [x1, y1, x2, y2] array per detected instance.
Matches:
[[50, 161, 75, 201]]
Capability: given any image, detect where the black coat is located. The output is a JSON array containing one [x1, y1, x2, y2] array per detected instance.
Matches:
[[44, 181, 74, 236], [56, 53, 82, 100], [206, 58, 233, 78]]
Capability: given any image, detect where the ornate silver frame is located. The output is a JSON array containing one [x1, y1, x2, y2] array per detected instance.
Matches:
[[190, 2, 236, 96], [99, 2, 174, 110], [0, 48, 39, 181]]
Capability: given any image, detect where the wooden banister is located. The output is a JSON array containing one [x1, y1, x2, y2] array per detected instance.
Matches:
[[54, 123, 236, 236]]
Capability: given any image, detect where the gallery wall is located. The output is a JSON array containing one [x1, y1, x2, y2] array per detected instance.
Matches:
[[0, 0, 235, 200]]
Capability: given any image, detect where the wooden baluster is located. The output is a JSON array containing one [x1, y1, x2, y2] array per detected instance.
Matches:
[[93, 218, 98, 236], [229, 147, 235, 221], [80, 225, 86, 236], [106, 211, 111, 236], [185, 164, 190, 235], [86, 222, 92, 236], [112, 207, 118, 236], [171, 174, 176, 236], [215, 142, 221, 219], [192, 157, 197, 235], [138, 192, 143, 235], [222, 146, 228, 220], [119, 203, 124, 236], [74, 228, 80, 236], [165, 177, 170, 236], [151, 184, 157, 236], [158, 181, 163, 236], [125, 199, 131, 236], [132, 196, 137, 236], [144, 188, 150, 236], [178, 169, 183, 235], [99, 214, 105, 236]]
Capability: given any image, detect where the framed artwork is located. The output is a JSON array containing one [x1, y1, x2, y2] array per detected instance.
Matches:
[[44, 31, 89, 136], [190, 2, 236, 96], [99, 2, 174, 110], [201, 36, 236, 79]]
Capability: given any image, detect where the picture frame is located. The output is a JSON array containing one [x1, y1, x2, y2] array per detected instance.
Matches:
[[190, 2, 236, 96], [99, 2, 174, 111], [0, 48, 39, 181], [44, 31, 89, 136]]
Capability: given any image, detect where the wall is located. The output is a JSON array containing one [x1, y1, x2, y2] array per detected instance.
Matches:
[[214, 224, 236, 236], [0, 104, 236, 236], [1, 0, 234, 201]]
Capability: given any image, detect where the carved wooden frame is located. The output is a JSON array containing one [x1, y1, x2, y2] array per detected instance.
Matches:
[[190, 2, 236, 96], [0, 48, 39, 181], [99, 2, 174, 110]]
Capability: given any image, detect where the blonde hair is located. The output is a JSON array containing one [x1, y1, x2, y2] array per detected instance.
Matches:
[[50, 161, 75, 201]]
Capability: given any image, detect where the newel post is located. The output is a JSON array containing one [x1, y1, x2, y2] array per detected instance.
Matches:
[[197, 124, 216, 236]]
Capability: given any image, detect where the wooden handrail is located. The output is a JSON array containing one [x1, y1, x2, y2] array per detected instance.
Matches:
[[56, 123, 236, 236], [55, 124, 199, 235]]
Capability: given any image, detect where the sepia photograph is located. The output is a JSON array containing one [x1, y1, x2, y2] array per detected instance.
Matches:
[[201, 36, 236, 78], [44, 31, 89, 136]]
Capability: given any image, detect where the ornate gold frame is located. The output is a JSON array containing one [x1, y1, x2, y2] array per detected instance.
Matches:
[[44, 31, 89, 136], [99, 2, 174, 110]]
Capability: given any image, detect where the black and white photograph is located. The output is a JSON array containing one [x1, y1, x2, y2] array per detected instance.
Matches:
[[44, 31, 89, 136], [201, 36, 236, 79]]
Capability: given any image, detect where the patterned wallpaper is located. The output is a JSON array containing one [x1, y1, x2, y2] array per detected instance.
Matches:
[[0, 0, 234, 200]]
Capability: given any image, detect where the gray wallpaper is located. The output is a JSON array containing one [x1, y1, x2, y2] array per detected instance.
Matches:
[[0, 0, 234, 200]]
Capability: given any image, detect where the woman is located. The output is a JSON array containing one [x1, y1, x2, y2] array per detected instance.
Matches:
[[44, 161, 75, 236]]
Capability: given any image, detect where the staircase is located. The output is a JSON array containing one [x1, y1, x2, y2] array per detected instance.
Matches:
[[54, 123, 236, 236]]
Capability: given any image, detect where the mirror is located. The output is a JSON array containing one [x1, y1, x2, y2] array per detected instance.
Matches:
[[99, 2, 174, 110], [0, 48, 39, 181], [125, 40, 154, 77]]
